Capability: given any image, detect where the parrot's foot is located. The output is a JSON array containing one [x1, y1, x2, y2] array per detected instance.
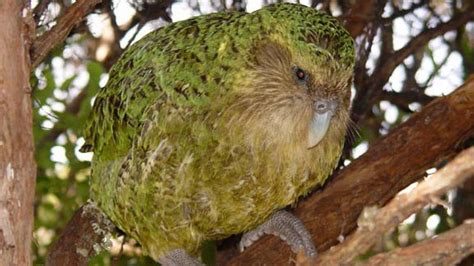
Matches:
[[239, 210, 317, 258], [157, 249, 204, 266]]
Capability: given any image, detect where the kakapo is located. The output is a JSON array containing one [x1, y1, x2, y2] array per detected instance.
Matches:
[[82, 3, 354, 264]]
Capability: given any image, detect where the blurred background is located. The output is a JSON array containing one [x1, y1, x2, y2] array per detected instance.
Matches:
[[31, 0, 473, 265]]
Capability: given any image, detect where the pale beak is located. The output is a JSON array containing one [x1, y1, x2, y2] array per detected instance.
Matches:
[[307, 100, 337, 149]]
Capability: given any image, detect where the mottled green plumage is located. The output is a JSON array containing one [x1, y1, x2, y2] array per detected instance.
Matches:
[[83, 3, 354, 261]]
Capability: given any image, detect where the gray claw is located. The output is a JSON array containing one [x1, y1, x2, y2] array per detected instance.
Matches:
[[158, 249, 204, 266], [239, 229, 264, 252], [239, 210, 317, 258]]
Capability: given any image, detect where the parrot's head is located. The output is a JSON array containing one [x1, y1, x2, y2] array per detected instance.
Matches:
[[225, 3, 354, 154]]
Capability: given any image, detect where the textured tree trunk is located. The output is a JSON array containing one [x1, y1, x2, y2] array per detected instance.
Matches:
[[0, 1, 36, 265]]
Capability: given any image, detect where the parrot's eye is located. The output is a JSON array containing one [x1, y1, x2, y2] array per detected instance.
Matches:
[[293, 66, 308, 83]]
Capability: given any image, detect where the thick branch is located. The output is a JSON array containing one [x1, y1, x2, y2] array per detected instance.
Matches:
[[365, 220, 474, 266], [219, 78, 474, 265], [317, 147, 474, 265], [46, 203, 116, 266], [30, 0, 102, 68]]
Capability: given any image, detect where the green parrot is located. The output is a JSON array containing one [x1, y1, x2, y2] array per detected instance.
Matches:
[[82, 3, 354, 264]]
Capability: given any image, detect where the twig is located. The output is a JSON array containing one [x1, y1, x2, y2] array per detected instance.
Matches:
[[382, 0, 428, 22], [111, 235, 126, 266], [104, 0, 124, 41], [380, 90, 433, 111], [316, 147, 474, 265], [387, 5, 474, 71], [123, 21, 145, 50], [351, 4, 474, 124], [33, 0, 53, 24], [365, 220, 474, 266], [30, 0, 102, 68]]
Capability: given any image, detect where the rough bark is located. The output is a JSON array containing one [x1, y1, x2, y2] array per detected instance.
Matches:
[[0, 1, 36, 265], [46, 203, 116, 266], [219, 78, 474, 265]]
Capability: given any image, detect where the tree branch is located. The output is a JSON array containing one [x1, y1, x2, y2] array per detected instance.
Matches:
[[46, 203, 116, 266], [380, 90, 433, 111], [316, 146, 474, 265], [33, 0, 53, 24], [30, 0, 102, 68], [342, 0, 376, 38], [218, 77, 474, 265], [352, 3, 474, 124], [365, 220, 474, 266], [385, 5, 474, 80], [382, 0, 428, 22]]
